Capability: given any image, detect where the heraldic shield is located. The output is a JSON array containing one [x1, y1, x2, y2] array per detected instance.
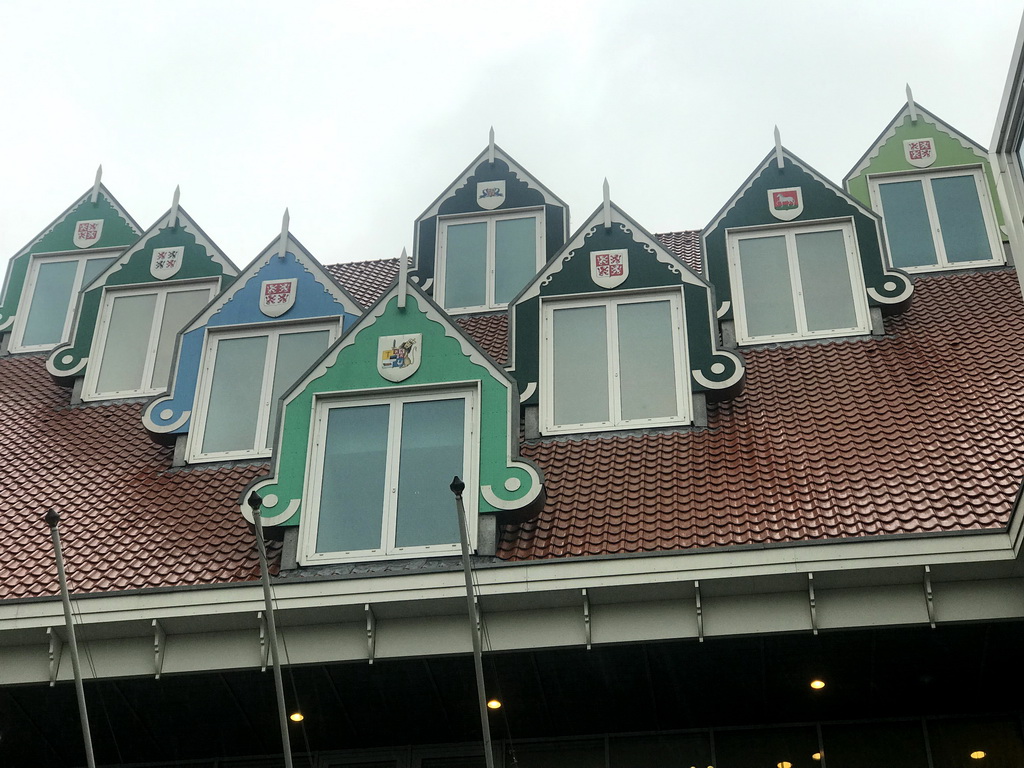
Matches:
[[904, 138, 937, 168], [150, 246, 184, 280], [590, 249, 629, 289], [767, 187, 804, 221], [476, 180, 506, 210], [73, 219, 104, 249], [378, 333, 421, 382], [260, 278, 297, 317]]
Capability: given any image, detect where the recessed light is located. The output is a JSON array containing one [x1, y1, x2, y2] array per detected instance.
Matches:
[[777, 762, 793, 768], [812, 753, 822, 761], [810, 679, 825, 690], [971, 751, 986, 760], [289, 712, 304, 722], [486, 699, 502, 710]]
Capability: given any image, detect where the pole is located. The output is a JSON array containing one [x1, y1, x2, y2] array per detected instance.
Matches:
[[450, 477, 496, 768], [44, 510, 97, 768], [247, 492, 295, 768]]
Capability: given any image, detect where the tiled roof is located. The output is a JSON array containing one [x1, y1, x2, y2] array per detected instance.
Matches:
[[499, 269, 1024, 559], [454, 313, 509, 365], [326, 257, 400, 308], [654, 230, 703, 274], [0, 356, 269, 599]]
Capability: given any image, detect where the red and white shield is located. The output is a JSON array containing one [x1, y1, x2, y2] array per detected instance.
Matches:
[[73, 219, 104, 249], [768, 187, 804, 221], [904, 138, 936, 168], [260, 278, 297, 317], [150, 246, 184, 279], [378, 333, 421, 382], [476, 180, 506, 210], [590, 249, 629, 289]]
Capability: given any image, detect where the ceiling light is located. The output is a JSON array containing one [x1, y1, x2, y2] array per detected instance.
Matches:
[[289, 712, 304, 722], [810, 679, 825, 689], [777, 762, 793, 768], [486, 699, 502, 710], [971, 752, 986, 760], [812, 753, 822, 761]]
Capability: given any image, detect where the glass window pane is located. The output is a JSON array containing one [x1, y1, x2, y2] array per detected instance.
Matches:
[[21, 260, 78, 347], [928, 717, 1024, 768], [152, 289, 209, 390], [714, 726, 819, 768], [932, 175, 993, 263], [737, 235, 798, 337], [83, 256, 116, 287], [823, 721, 928, 768], [493, 217, 538, 305], [795, 229, 859, 332], [96, 293, 157, 394], [271, 330, 330, 407], [317, 405, 390, 553], [395, 399, 464, 548], [201, 335, 269, 454], [552, 305, 609, 426], [608, 733, 713, 768], [444, 221, 488, 309], [878, 180, 938, 268], [617, 301, 679, 421]]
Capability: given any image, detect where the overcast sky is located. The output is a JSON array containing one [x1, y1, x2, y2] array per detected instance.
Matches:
[[1, 1, 1022, 271]]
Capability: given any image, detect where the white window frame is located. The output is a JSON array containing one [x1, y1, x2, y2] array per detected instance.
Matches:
[[300, 385, 479, 564], [82, 280, 218, 401], [868, 166, 1005, 272], [540, 290, 692, 436], [187, 319, 342, 463], [727, 219, 870, 346], [10, 249, 121, 353], [435, 207, 545, 314]]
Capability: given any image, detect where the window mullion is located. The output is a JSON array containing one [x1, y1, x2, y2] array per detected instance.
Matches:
[[921, 178, 948, 266], [382, 402, 403, 552], [786, 231, 809, 335], [142, 290, 167, 389], [487, 218, 497, 308], [255, 332, 278, 450], [607, 301, 623, 425]]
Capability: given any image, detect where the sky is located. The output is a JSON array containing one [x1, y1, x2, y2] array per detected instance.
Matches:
[[1, 1, 1022, 271]]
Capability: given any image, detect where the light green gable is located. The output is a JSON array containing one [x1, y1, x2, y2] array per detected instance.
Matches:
[[0, 186, 140, 333], [845, 103, 1006, 237], [242, 283, 543, 529]]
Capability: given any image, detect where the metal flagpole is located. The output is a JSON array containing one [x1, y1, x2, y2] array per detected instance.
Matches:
[[450, 477, 496, 768], [44, 510, 97, 768], [247, 492, 295, 768]]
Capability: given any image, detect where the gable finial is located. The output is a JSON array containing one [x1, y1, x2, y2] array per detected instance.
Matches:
[[278, 208, 290, 261], [774, 126, 784, 170], [90, 165, 102, 204], [907, 83, 918, 124], [168, 185, 180, 229], [488, 127, 495, 164], [398, 247, 409, 309], [603, 178, 612, 231]]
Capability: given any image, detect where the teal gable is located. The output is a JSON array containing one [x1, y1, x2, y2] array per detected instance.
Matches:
[[46, 206, 237, 398], [411, 141, 569, 313], [509, 200, 744, 436], [0, 183, 140, 353], [703, 148, 913, 346], [142, 233, 362, 459], [241, 280, 543, 563]]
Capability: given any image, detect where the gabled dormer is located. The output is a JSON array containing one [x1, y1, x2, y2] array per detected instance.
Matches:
[[845, 93, 1006, 273], [410, 135, 568, 314], [0, 177, 140, 354], [47, 203, 237, 401], [509, 196, 744, 437], [241, 279, 543, 564], [704, 143, 913, 347], [143, 229, 362, 464]]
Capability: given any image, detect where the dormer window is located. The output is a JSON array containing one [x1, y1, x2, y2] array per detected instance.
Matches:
[[83, 282, 217, 400], [726, 221, 869, 345], [868, 167, 1003, 271], [437, 209, 544, 312], [10, 251, 119, 352], [188, 322, 339, 462]]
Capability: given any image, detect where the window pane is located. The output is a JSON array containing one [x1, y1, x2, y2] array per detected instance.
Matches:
[[268, 330, 331, 445], [928, 717, 1024, 768], [152, 289, 209, 390], [795, 229, 859, 332], [932, 174, 993, 263], [444, 221, 488, 309], [714, 726, 819, 768], [822, 721, 928, 768], [493, 217, 538, 305], [552, 305, 609, 425], [878, 180, 938, 268], [96, 293, 157, 394], [201, 335, 269, 454], [617, 300, 679, 421], [395, 399, 464, 548], [737, 235, 798, 337], [82, 256, 116, 287], [317, 405, 390, 553], [21, 260, 78, 347]]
